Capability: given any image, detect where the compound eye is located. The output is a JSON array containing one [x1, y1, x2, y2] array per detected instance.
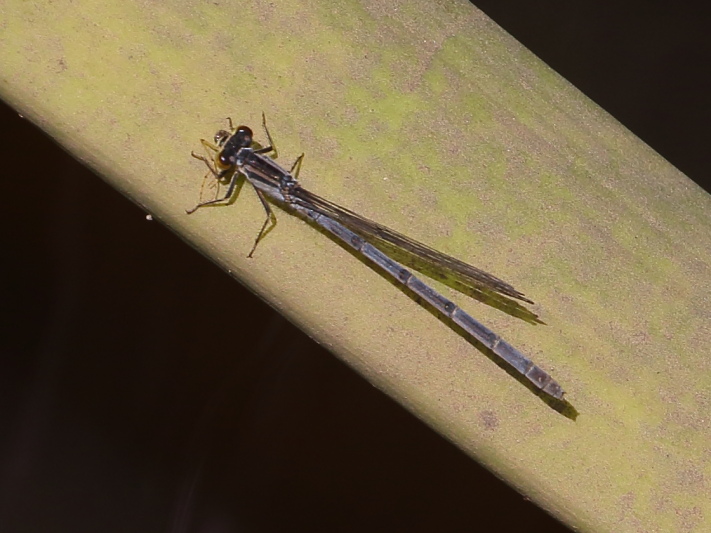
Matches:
[[217, 152, 233, 170], [236, 126, 253, 147]]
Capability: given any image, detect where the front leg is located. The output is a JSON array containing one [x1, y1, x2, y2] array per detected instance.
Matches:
[[191, 137, 224, 177], [186, 170, 242, 214]]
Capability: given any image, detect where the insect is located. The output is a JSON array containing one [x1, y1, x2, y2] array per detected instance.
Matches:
[[188, 115, 565, 399]]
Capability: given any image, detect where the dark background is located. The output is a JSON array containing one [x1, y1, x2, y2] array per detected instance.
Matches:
[[1, 2, 708, 532]]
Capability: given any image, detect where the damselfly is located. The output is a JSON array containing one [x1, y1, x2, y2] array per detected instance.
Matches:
[[188, 115, 565, 400]]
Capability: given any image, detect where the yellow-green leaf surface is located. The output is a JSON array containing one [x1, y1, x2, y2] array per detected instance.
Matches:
[[2, 0, 710, 530]]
